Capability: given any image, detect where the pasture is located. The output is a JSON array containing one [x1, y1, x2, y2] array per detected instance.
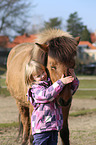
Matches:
[[0, 67, 96, 145]]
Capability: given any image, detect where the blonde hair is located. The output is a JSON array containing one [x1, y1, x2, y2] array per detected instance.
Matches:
[[25, 60, 45, 85]]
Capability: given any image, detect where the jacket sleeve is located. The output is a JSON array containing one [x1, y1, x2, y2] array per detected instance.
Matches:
[[28, 80, 65, 104], [71, 77, 79, 95]]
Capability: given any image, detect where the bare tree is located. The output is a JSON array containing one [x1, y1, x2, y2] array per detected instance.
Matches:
[[0, 0, 34, 38]]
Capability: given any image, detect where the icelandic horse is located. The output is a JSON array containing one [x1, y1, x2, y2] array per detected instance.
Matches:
[[6, 29, 80, 145]]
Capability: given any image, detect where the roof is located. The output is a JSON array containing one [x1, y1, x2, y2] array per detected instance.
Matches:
[[12, 34, 37, 47], [0, 34, 37, 49], [79, 41, 96, 49], [0, 34, 96, 50]]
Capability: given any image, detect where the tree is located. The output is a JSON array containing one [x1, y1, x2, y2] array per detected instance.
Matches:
[[0, 0, 34, 38], [81, 26, 91, 42], [66, 12, 84, 37], [44, 17, 62, 29]]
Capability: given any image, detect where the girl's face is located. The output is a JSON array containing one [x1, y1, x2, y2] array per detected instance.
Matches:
[[34, 70, 47, 82]]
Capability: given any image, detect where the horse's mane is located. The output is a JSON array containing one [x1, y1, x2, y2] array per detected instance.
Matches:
[[30, 29, 77, 66], [36, 28, 73, 43]]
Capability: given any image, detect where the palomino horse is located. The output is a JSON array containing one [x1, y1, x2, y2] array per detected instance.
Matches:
[[6, 29, 80, 145]]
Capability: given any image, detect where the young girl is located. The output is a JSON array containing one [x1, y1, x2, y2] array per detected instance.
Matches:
[[26, 61, 79, 145]]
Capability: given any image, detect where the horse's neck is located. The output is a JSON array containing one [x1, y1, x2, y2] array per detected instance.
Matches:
[[59, 84, 71, 102]]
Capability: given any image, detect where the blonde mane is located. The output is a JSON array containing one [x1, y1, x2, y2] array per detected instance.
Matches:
[[36, 28, 73, 44]]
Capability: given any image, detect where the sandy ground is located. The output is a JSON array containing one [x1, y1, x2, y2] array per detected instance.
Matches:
[[0, 96, 19, 123], [0, 95, 96, 145], [0, 96, 96, 123]]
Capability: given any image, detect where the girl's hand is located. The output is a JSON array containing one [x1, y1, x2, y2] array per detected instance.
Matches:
[[60, 76, 74, 85]]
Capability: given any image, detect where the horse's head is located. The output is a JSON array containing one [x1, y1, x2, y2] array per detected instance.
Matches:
[[35, 33, 80, 82], [27, 29, 80, 105]]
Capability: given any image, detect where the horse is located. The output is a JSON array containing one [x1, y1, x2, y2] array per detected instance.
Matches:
[[6, 28, 80, 145]]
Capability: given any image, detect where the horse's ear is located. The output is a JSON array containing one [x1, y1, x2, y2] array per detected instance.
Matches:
[[75, 37, 80, 45], [35, 43, 49, 52]]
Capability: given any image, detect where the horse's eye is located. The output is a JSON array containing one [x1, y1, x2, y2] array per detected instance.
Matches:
[[51, 66, 56, 70]]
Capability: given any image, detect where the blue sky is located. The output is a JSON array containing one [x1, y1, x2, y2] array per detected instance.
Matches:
[[31, 0, 96, 32]]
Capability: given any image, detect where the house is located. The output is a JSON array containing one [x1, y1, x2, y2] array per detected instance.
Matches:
[[0, 36, 12, 65], [78, 41, 96, 74], [0, 34, 37, 65], [78, 41, 96, 64], [11, 33, 37, 48]]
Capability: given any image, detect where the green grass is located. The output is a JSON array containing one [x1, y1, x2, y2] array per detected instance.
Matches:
[[70, 108, 96, 117], [0, 122, 19, 128], [74, 75, 96, 99], [74, 90, 96, 99], [0, 77, 6, 86], [0, 76, 11, 96], [0, 68, 10, 96], [79, 80, 96, 88], [0, 88, 10, 96]]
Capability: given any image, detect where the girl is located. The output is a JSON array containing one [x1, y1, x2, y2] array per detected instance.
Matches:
[[26, 60, 79, 145]]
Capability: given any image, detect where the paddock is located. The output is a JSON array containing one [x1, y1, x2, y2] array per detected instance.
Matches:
[[0, 94, 96, 145]]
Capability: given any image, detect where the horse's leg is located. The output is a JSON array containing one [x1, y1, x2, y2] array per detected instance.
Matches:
[[16, 113, 23, 140], [60, 104, 71, 145], [58, 84, 72, 145], [16, 101, 30, 145], [28, 104, 34, 145]]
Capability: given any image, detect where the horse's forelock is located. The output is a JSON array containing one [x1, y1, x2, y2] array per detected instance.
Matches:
[[48, 36, 77, 64]]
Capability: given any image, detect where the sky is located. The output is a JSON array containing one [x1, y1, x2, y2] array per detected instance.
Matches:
[[31, 0, 96, 32]]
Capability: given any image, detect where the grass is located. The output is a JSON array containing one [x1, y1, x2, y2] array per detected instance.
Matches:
[[74, 75, 96, 99], [0, 88, 10, 96], [70, 108, 96, 117], [0, 77, 6, 86], [74, 90, 96, 99], [0, 66, 10, 96], [79, 80, 96, 88], [0, 122, 19, 128]]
